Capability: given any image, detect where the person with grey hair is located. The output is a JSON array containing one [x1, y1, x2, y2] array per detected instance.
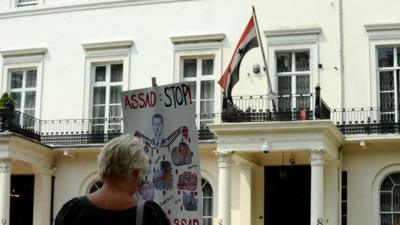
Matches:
[[55, 134, 170, 225]]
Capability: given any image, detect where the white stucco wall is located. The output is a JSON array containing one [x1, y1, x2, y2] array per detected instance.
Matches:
[[343, 143, 400, 225]]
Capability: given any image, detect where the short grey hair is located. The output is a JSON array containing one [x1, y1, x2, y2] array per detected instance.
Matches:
[[97, 134, 149, 179]]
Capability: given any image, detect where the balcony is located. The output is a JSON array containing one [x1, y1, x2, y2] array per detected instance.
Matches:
[[1, 88, 399, 147]]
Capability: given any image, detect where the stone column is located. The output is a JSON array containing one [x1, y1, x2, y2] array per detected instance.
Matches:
[[310, 149, 325, 225], [239, 163, 253, 225], [32, 166, 54, 225], [0, 157, 11, 225], [218, 152, 233, 225]]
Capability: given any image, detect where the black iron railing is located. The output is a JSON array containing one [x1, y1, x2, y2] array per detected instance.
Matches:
[[331, 107, 400, 135], [0, 109, 219, 146], [222, 93, 322, 122]]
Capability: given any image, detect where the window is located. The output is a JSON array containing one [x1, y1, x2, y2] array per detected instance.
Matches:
[[377, 47, 400, 123], [87, 180, 103, 194], [341, 171, 347, 225], [202, 178, 213, 225], [380, 173, 400, 225], [91, 63, 123, 133], [276, 50, 311, 112], [181, 57, 215, 128], [9, 68, 37, 128], [17, 0, 38, 7]]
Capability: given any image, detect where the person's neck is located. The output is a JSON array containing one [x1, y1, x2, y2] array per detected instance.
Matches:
[[88, 178, 137, 210]]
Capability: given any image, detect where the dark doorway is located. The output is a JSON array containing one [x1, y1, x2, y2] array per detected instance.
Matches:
[[264, 166, 310, 225], [10, 175, 34, 225]]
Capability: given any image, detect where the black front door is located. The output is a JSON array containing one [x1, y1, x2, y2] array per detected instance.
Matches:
[[265, 165, 310, 225], [10, 175, 34, 225]]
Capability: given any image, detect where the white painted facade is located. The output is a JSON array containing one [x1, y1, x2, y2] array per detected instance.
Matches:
[[0, 1, 399, 225]]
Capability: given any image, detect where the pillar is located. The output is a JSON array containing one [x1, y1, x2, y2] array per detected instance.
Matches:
[[0, 157, 11, 225], [218, 152, 233, 225], [239, 163, 252, 225], [33, 166, 54, 225], [310, 149, 325, 225]]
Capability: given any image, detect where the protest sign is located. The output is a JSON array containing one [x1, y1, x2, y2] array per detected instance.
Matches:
[[122, 82, 202, 225]]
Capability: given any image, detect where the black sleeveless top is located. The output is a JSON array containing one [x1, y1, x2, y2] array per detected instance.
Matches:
[[55, 196, 170, 225]]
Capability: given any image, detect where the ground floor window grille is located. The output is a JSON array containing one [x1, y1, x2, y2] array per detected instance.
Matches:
[[380, 173, 400, 225]]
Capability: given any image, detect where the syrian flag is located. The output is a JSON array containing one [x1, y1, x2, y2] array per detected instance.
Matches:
[[218, 16, 259, 101]]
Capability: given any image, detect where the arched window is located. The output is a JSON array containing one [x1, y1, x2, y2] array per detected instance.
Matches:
[[87, 180, 103, 194], [380, 173, 400, 225], [202, 178, 213, 225]]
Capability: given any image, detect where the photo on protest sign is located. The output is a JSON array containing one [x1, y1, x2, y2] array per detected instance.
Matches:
[[121, 82, 202, 225]]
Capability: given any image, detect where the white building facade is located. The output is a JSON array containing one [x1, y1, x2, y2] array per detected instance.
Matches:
[[0, 1, 399, 225]]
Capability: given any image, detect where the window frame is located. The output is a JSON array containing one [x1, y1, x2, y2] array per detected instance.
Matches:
[[201, 178, 213, 225], [275, 50, 312, 111], [1, 49, 45, 120], [172, 39, 223, 129], [376, 46, 400, 123], [266, 28, 320, 113], [180, 55, 216, 128], [379, 173, 400, 225], [90, 62, 124, 133], [82, 41, 132, 121]]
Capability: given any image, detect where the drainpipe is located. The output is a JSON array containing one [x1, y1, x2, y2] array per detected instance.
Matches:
[[338, 0, 345, 109]]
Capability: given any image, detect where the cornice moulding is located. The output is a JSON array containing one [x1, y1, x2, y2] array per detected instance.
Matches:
[[82, 40, 134, 51], [365, 23, 400, 32], [264, 27, 322, 37], [0, 0, 199, 19], [0, 47, 47, 57], [170, 33, 226, 44]]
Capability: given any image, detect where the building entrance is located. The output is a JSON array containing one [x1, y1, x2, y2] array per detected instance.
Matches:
[[10, 175, 34, 225], [264, 165, 310, 225]]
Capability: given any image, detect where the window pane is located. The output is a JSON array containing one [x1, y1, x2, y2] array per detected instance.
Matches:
[[393, 186, 400, 211], [200, 100, 214, 114], [296, 75, 310, 94], [203, 218, 212, 225], [394, 214, 400, 224], [398, 48, 400, 67], [10, 92, 21, 109], [111, 64, 123, 82], [391, 174, 400, 184], [201, 81, 214, 100], [95, 66, 106, 82], [380, 92, 394, 112], [295, 51, 310, 71], [380, 72, 394, 91], [381, 214, 391, 225], [183, 59, 197, 78], [24, 109, 35, 117], [381, 113, 395, 123], [202, 59, 214, 76], [25, 70, 37, 88], [93, 87, 106, 104], [278, 97, 291, 111], [92, 106, 105, 118], [296, 96, 310, 110], [202, 182, 213, 197], [277, 53, 292, 72], [203, 198, 213, 216], [378, 48, 394, 68], [109, 105, 121, 117], [187, 81, 197, 100], [380, 192, 392, 212], [24, 91, 36, 109], [278, 76, 291, 95], [381, 177, 394, 191], [11, 71, 23, 89], [110, 86, 122, 104]]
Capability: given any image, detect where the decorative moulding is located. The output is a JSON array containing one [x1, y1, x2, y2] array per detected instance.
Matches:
[[365, 23, 400, 32], [0, 0, 198, 19], [264, 26, 322, 37], [81, 40, 134, 51], [0, 47, 47, 57], [170, 33, 225, 44]]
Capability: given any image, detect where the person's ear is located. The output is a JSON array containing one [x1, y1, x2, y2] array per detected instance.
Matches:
[[132, 169, 141, 180]]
